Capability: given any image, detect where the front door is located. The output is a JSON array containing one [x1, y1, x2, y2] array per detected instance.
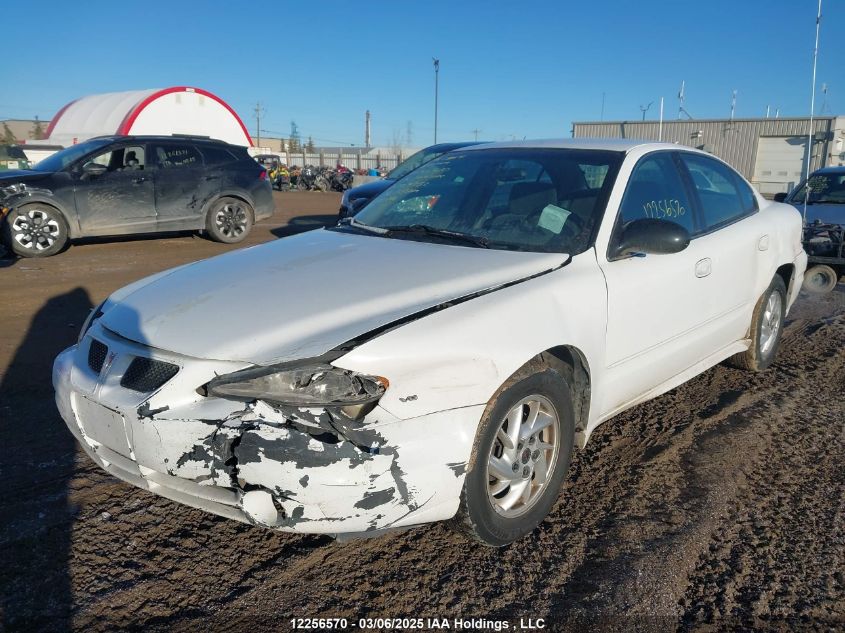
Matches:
[[74, 144, 156, 235], [598, 151, 721, 416], [149, 142, 206, 227]]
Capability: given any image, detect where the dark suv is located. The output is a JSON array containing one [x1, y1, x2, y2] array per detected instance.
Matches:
[[0, 135, 274, 257]]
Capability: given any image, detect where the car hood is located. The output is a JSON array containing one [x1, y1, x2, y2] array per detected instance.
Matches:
[[100, 228, 567, 365], [790, 202, 845, 225], [347, 178, 394, 200], [0, 169, 50, 183]]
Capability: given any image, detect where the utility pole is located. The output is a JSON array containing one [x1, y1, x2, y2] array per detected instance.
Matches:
[[730, 90, 737, 121], [253, 102, 265, 147], [677, 81, 685, 120], [803, 0, 823, 224], [365, 110, 371, 148], [433, 58, 440, 143], [471, 128, 481, 141], [639, 102, 652, 121], [600, 92, 605, 121]]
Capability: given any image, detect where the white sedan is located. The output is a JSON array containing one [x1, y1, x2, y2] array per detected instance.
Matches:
[[53, 139, 806, 546]]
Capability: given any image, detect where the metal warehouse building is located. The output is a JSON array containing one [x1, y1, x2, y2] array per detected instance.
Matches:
[[572, 116, 845, 197]]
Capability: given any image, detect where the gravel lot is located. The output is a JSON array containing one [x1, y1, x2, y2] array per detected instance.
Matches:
[[0, 191, 843, 631]]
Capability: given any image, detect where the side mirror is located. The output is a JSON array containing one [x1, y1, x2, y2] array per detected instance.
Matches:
[[613, 218, 691, 258], [81, 162, 108, 177], [773, 192, 788, 202], [350, 197, 369, 213]]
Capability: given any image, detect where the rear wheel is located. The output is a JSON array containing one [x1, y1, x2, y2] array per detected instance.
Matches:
[[803, 264, 838, 294], [452, 368, 574, 546], [205, 197, 254, 243], [3, 203, 68, 257], [727, 276, 787, 371]]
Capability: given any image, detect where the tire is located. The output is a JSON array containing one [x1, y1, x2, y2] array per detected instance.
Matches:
[[2, 203, 69, 257], [803, 264, 838, 294], [316, 176, 329, 192], [452, 366, 575, 546], [205, 197, 254, 244], [727, 275, 787, 371]]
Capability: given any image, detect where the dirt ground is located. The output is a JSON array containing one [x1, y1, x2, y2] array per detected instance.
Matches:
[[0, 191, 843, 632]]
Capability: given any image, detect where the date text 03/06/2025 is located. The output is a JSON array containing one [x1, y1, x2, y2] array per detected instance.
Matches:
[[290, 617, 546, 630]]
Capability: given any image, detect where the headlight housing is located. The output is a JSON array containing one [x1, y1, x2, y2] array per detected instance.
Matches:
[[2, 183, 27, 197], [207, 363, 388, 408]]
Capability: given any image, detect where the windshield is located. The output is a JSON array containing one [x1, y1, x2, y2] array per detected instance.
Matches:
[[32, 139, 113, 172], [388, 146, 448, 180], [790, 172, 845, 204], [351, 148, 623, 254]]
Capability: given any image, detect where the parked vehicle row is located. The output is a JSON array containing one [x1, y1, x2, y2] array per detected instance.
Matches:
[[254, 154, 354, 193], [338, 141, 483, 220], [54, 139, 807, 545], [0, 136, 274, 257], [776, 165, 845, 294]]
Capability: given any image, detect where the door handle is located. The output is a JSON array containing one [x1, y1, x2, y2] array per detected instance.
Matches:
[[695, 258, 712, 278], [203, 175, 220, 181], [758, 234, 770, 251]]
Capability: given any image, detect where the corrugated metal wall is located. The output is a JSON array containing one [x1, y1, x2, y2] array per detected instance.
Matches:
[[572, 117, 834, 180]]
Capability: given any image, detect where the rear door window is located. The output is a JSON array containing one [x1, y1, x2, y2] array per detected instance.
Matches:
[[680, 153, 757, 232], [152, 144, 203, 169]]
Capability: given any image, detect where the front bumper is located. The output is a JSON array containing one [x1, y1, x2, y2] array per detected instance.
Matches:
[[53, 326, 482, 534]]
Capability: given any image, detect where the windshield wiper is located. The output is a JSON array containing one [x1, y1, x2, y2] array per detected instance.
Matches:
[[382, 224, 490, 248], [336, 217, 390, 235]]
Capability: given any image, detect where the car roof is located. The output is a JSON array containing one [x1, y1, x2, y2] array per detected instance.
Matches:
[[459, 137, 679, 153], [89, 135, 235, 146], [425, 141, 485, 152], [811, 166, 845, 175]]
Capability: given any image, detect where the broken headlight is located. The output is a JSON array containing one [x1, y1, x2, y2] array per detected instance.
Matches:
[[2, 183, 27, 197], [206, 363, 388, 408]]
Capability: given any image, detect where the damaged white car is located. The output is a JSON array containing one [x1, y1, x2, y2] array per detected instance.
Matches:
[[53, 140, 807, 546]]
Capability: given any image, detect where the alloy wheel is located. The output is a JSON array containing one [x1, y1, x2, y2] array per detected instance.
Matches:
[[759, 290, 782, 355], [12, 208, 61, 251], [215, 202, 248, 239], [486, 395, 560, 518]]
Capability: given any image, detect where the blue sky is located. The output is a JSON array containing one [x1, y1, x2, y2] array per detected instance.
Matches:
[[3, 1, 842, 147]]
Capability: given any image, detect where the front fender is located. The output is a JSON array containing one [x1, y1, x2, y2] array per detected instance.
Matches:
[[334, 250, 608, 427], [1, 189, 77, 235]]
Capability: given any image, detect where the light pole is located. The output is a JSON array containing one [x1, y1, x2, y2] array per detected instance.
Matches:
[[433, 58, 440, 143]]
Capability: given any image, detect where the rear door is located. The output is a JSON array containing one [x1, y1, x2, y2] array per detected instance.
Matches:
[[74, 143, 157, 235], [677, 152, 764, 341], [149, 141, 206, 228]]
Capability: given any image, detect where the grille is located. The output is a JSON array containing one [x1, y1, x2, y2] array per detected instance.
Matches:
[[120, 357, 180, 392], [88, 339, 108, 374]]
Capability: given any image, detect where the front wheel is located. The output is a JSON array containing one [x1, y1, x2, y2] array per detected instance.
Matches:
[[727, 275, 787, 371], [205, 197, 254, 243], [452, 367, 574, 546], [3, 203, 69, 257]]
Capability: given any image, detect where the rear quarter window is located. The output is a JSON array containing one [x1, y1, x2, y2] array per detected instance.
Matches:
[[201, 146, 236, 165]]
